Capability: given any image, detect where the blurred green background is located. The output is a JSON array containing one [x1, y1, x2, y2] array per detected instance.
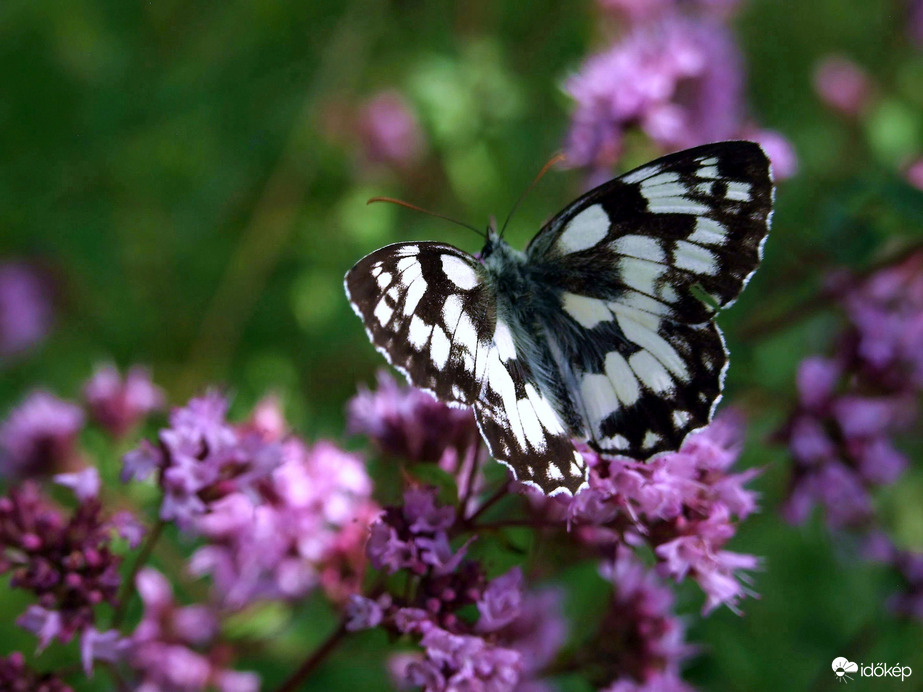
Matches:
[[1, 1, 922, 690]]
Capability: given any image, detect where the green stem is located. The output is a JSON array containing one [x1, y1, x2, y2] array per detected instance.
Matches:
[[274, 621, 349, 692], [112, 518, 166, 628]]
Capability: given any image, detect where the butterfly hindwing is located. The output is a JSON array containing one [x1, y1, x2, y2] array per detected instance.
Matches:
[[345, 242, 494, 406], [474, 323, 587, 496]]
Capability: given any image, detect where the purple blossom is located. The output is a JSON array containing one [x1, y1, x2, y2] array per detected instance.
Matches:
[[0, 482, 122, 646], [564, 16, 744, 171], [780, 255, 922, 530], [345, 594, 388, 631], [0, 391, 84, 479], [556, 412, 760, 613], [0, 652, 73, 692], [53, 467, 101, 502], [189, 440, 375, 608], [358, 90, 426, 169], [81, 627, 130, 676], [0, 262, 52, 360], [122, 391, 286, 529], [83, 364, 165, 438], [906, 158, 923, 191], [349, 370, 479, 464], [910, 0, 923, 47], [367, 487, 471, 578], [813, 56, 873, 116], [477, 567, 523, 632], [127, 567, 259, 691], [864, 534, 923, 620], [595, 547, 696, 687], [416, 626, 523, 691]]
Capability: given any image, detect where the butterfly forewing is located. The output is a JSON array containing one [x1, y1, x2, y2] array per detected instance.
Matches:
[[474, 325, 587, 496], [527, 141, 772, 325], [345, 242, 494, 406]]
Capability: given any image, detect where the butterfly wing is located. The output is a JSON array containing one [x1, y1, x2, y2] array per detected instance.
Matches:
[[473, 320, 588, 496], [345, 242, 495, 406], [526, 141, 772, 459]]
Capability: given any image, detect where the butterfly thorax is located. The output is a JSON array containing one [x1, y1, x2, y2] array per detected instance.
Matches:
[[479, 232, 585, 435]]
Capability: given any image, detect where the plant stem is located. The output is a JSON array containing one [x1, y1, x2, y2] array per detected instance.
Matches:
[[275, 621, 349, 692], [463, 481, 510, 526], [112, 518, 166, 628]]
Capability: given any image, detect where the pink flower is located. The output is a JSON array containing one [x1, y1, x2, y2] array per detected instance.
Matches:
[[0, 262, 53, 360], [564, 16, 744, 171], [358, 91, 426, 169], [813, 56, 873, 116], [0, 391, 84, 479], [83, 364, 164, 438]]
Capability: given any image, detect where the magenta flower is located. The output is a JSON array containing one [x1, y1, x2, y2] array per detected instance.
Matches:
[[83, 364, 164, 438], [910, 0, 923, 47], [0, 262, 53, 360], [564, 16, 743, 171], [595, 547, 696, 688], [0, 391, 84, 480], [358, 90, 426, 169], [126, 567, 259, 692], [189, 439, 375, 608], [906, 158, 923, 191], [0, 482, 122, 647], [0, 652, 73, 692], [349, 370, 479, 465], [813, 56, 873, 116], [557, 412, 760, 613], [122, 391, 285, 528]]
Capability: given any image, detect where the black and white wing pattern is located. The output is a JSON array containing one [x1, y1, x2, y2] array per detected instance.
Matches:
[[345, 242, 492, 406], [528, 141, 772, 460], [345, 242, 587, 495]]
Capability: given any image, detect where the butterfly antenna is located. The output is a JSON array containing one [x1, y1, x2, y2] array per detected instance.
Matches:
[[367, 197, 486, 239], [499, 152, 567, 239]]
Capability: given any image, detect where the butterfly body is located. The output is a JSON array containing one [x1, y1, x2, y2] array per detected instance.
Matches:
[[346, 142, 773, 497]]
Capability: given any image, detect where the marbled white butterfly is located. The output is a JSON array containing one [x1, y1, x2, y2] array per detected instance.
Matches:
[[345, 141, 773, 497]]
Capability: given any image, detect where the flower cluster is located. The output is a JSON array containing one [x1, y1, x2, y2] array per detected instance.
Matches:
[[0, 261, 52, 360], [0, 391, 84, 480], [780, 255, 923, 529], [813, 55, 873, 118], [353, 490, 569, 691], [0, 652, 72, 692], [122, 391, 286, 528], [358, 90, 426, 169], [595, 547, 695, 691], [125, 567, 259, 691], [190, 437, 377, 608], [599, 0, 741, 22], [563, 5, 796, 179], [560, 411, 760, 614], [0, 479, 122, 648], [83, 364, 164, 438]]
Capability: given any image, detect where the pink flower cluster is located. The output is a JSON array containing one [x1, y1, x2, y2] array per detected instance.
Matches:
[[190, 438, 377, 608], [122, 391, 286, 528], [781, 255, 923, 529], [0, 478, 128, 649], [351, 490, 568, 691], [564, 7, 796, 179], [561, 412, 760, 614]]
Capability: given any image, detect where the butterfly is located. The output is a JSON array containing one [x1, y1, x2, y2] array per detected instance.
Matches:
[[345, 141, 773, 497]]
